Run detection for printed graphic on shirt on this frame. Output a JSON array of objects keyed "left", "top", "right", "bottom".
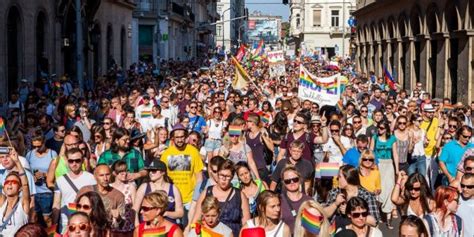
[{"left": 167, "top": 154, "right": 191, "bottom": 171}]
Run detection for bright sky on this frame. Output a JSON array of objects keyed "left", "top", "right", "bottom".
[{"left": 246, "top": 0, "right": 289, "bottom": 21}]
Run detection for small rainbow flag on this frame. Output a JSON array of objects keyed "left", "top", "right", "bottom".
[
  {"left": 315, "top": 162, "right": 340, "bottom": 178},
  {"left": 261, "top": 113, "right": 271, "bottom": 124},
  {"left": 383, "top": 65, "right": 397, "bottom": 90},
  {"left": 301, "top": 208, "right": 322, "bottom": 235},
  {"left": 329, "top": 220, "right": 336, "bottom": 234},
  {"left": 54, "top": 81, "right": 61, "bottom": 89},
  {"left": 0, "top": 117, "right": 5, "bottom": 136},
  {"left": 68, "top": 203, "right": 77, "bottom": 214},
  {"left": 141, "top": 111, "right": 152, "bottom": 118},
  {"left": 443, "top": 104, "right": 454, "bottom": 111},
  {"left": 142, "top": 226, "right": 167, "bottom": 237},
  {"left": 47, "top": 224, "right": 61, "bottom": 237},
  {"left": 228, "top": 125, "right": 242, "bottom": 136}
]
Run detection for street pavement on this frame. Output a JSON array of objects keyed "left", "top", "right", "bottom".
[{"left": 378, "top": 216, "right": 400, "bottom": 237}]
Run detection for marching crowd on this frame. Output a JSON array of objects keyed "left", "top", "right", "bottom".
[{"left": 0, "top": 56, "right": 474, "bottom": 237}]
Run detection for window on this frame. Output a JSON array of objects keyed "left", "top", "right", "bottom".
[
  {"left": 331, "top": 10, "right": 339, "bottom": 27},
  {"left": 217, "top": 25, "right": 222, "bottom": 36},
  {"left": 296, "top": 13, "right": 301, "bottom": 27},
  {"left": 313, "top": 10, "right": 321, "bottom": 26}
]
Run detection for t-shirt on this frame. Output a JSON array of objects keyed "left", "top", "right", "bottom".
[
  {"left": 280, "top": 193, "right": 312, "bottom": 234},
  {"left": 456, "top": 197, "right": 474, "bottom": 237},
  {"left": 46, "top": 138, "right": 63, "bottom": 155},
  {"left": 439, "top": 141, "right": 474, "bottom": 177},
  {"left": 271, "top": 158, "right": 314, "bottom": 189},
  {"left": 161, "top": 144, "right": 204, "bottom": 203},
  {"left": 55, "top": 172, "right": 96, "bottom": 233},
  {"left": 280, "top": 132, "right": 315, "bottom": 163},
  {"left": 420, "top": 118, "right": 439, "bottom": 157},
  {"left": 188, "top": 115, "right": 206, "bottom": 133},
  {"left": 323, "top": 136, "right": 353, "bottom": 164},
  {"left": 359, "top": 169, "right": 381, "bottom": 193},
  {"left": 373, "top": 135, "right": 397, "bottom": 160}
]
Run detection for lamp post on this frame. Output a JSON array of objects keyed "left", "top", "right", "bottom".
[{"left": 221, "top": 7, "right": 233, "bottom": 52}]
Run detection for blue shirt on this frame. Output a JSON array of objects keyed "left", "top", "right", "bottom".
[
  {"left": 343, "top": 147, "right": 379, "bottom": 168},
  {"left": 439, "top": 141, "right": 474, "bottom": 177},
  {"left": 188, "top": 115, "right": 206, "bottom": 133},
  {"left": 373, "top": 135, "right": 397, "bottom": 160}
]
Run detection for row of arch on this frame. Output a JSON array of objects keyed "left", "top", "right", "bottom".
[
  {"left": 353, "top": 0, "right": 474, "bottom": 103},
  {"left": 4, "top": 3, "right": 128, "bottom": 96}
]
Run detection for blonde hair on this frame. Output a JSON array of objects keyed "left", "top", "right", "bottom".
[
  {"left": 64, "top": 103, "right": 76, "bottom": 114},
  {"left": 256, "top": 190, "right": 281, "bottom": 227},
  {"left": 201, "top": 196, "right": 220, "bottom": 214},
  {"left": 294, "top": 200, "right": 331, "bottom": 237},
  {"left": 359, "top": 150, "right": 376, "bottom": 169},
  {"left": 143, "top": 191, "right": 168, "bottom": 216}
]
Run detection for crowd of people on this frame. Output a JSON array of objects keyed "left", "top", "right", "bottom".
[{"left": 1, "top": 56, "right": 474, "bottom": 237}]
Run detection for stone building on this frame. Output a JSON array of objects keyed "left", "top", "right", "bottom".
[
  {"left": 353, "top": 0, "right": 474, "bottom": 103},
  {"left": 216, "top": 0, "right": 246, "bottom": 53},
  {"left": 0, "top": 0, "right": 134, "bottom": 100}
]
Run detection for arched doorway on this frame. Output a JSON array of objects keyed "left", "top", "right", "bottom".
[
  {"left": 107, "top": 24, "right": 114, "bottom": 68},
  {"left": 7, "top": 6, "right": 23, "bottom": 94},
  {"left": 36, "top": 11, "right": 48, "bottom": 80},
  {"left": 121, "top": 27, "right": 126, "bottom": 69}
]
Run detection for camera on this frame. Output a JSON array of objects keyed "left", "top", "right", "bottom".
[{"left": 0, "top": 147, "right": 10, "bottom": 154}]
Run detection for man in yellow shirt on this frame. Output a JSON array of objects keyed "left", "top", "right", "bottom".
[
  {"left": 161, "top": 124, "right": 204, "bottom": 227},
  {"left": 420, "top": 103, "right": 439, "bottom": 189}
]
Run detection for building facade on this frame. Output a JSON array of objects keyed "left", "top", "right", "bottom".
[
  {"left": 289, "top": 0, "right": 356, "bottom": 58},
  {"left": 247, "top": 11, "right": 282, "bottom": 49},
  {"left": 132, "top": 0, "right": 218, "bottom": 62},
  {"left": 0, "top": 0, "right": 134, "bottom": 100},
  {"left": 216, "top": 0, "right": 246, "bottom": 54},
  {"left": 353, "top": 0, "right": 474, "bottom": 104}
]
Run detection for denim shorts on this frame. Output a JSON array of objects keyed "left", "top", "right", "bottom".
[
  {"left": 204, "top": 139, "right": 222, "bottom": 152},
  {"left": 34, "top": 192, "right": 53, "bottom": 216}
]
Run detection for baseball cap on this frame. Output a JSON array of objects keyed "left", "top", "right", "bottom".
[{"left": 145, "top": 159, "right": 167, "bottom": 171}]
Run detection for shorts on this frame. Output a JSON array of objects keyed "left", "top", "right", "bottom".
[
  {"left": 34, "top": 192, "right": 53, "bottom": 216},
  {"left": 204, "top": 139, "right": 222, "bottom": 152}
]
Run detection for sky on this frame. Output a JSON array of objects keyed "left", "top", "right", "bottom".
[{"left": 246, "top": 0, "right": 290, "bottom": 21}]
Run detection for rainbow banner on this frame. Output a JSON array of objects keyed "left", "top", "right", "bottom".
[
  {"left": 201, "top": 226, "right": 224, "bottom": 237},
  {"left": 47, "top": 224, "right": 61, "bottom": 237},
  {"left": 228, "top": 125, "right": 242, "bottom": 136},
  {"left": 142, "top": 226, "right": 167, "bottom": 237},
  {"left": 301, "top": 208, "right": 322, "bottom": 235},
  {"left": 315, "top": 162, "right": 340, "bottom": 178},
  {"left": 298, "top": 64, "right": 342, "bottom": 106},
  {"left": 67, "top": 203, "right": 77, "bottom": 214},
  {"left": 141, "top": 111, "right": 152, "bottom": 118},
  {"left": 0, "top": 117, "right": 5, "bottom": 136}
]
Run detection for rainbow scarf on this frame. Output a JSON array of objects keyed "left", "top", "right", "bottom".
[
  {"left": 315, "top": 162, "right": 340, "bottom": 178},
  {"left": 141, "top": 111, "right": 152, "bottom": 118},
  {"left": 0, "top": 117, "right": 5, "bottom": 136},
  {"left": 228, "top": 125, "right": 242, "bottom": 136},
  {"left": 301, "top": 208, "right": 323, "bottom": 234},
  {"left": 142, "top": 226, "right": 167, "bottom": 237},
  {"left": 68, "top": 203, "right": 77, "bottom": 214}
]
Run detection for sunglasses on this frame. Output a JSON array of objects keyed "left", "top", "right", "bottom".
[
  {"left": 378, "top": 127, "right": 386, "bottom": 130},
  {"left": 161, "top": 100, "right": 169, "bottom": 103},
  {"left": 362, "top": 158, "right": 374, "bottom": 162},
  {"left": 76, "top": 203, "right": 92, "bottom": 211},
  {"left": 361, "top": 110, "right": 368, "bottom": 113},
  {"left": 330, "top": 129, "right": 340, "bottom": 133},
  {"left": 461, "top": 184, "right": 474, "bottom": 189},
  {"left": 141, "top": 206, "right": 157, "bottom": 212},
  {"left": 283, "top": 177, "right": 300, "bottom": 185},
  {"left": 68, "top": 159, "right": 83, "bottom": 164},
  {"left": 295, "top": 120, "right": 306, "bottom": 125},
  {"left": 409, "top": 187, "right": 421, "bottom": 191},
  {"left": 211, "top": 169, "right": 218, "bottom": 174},
  {"left": 350, "top": 211, "right": 369, "bottom": 218},
  {"left": 190, "top": 106, "right": 197, "bottom": 109},
  {"left": 461, "top": 134, "right": 472, "bottom": 139},
  {"left": 4, "top": 180, "right": 20, "bottom": 186},
  {"left": 104, "top": 122, "right": 111, "bottom": 125},
  {"left": 465, "top": 166, "right": 474, "bottom": 172},
  {"left": 398, "top": 122, "right": 407, "bottom": 125},
  {"left": 68, "top": 223, "right": 90, "bottom": 232},
  {"left": 353, "top": 121, "right": 361, "bottom": 124},
  {"left": 443, "top": 137, "right": 452, "bottom": 140},
  {"left": 449, "top": 125, "right": 458, "bottom": 128}
]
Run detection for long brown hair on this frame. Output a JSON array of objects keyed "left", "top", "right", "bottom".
[{"left": 256, "top": 190, "right": 281, "bottom": 227}]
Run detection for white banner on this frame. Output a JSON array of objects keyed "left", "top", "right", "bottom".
[
  {"left": 298, "top": 65, "right": 341, "bottom": 106},
  {"left": 267, "top": 50, "right": 285, "bottom": 63},
  {"left": 269, "top": 63, "right": 286, "bottom": 78}
]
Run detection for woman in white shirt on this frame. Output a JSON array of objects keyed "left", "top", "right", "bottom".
[{"left": 240, "top": 190, "right": 290, "bottom": 237}]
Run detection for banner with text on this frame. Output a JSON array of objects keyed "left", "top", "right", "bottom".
[
  {"left": 298, "top": 65, "right": 341, "bottom": 106},
  {"left": 267, "top": 50, "right": 285, "bottom": 63}
]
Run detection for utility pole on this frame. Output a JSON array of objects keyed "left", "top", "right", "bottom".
[
  {"left": 75, "top": 0, "right": 84, "bottom": 96},
  {"left": 342, "top": 0, "right": 345, "bottom": 58}
]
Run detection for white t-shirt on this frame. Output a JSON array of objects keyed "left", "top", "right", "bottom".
[
  {"left": 55, "top": 172, "right": 96, "bottom": 234},
  {"left": 457, "top": 197, "right": 474, "bottom": 237},
  {"left": 188, "top": 222, "right": 233, "bottom": 237},
  {"left": 323, "top": 136, "right": 353, "bottom": 165}
]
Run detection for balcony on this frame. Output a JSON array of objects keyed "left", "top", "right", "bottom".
[{"left": 133, "top": 0, "right": 166, "bottom": 18}]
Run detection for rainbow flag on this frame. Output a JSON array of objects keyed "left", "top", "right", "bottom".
[
  {"left": 142, "top": 226, "right": 167, "bottom": 237},
  {"left": 47, "top": 224, "right": 61, "bottom": 237},
  {"left": 68, "top": 203, "right": 77, "bottom": 214},
  {"left": 54, "top": 81, "right": 61, "bottom": 89},
  {"left": 383, "top": 65, "right": 397, "bottom": 90},
  {"left": 315, "top": 162, "right": 340, "bottom": 178},
  {"left": 301, "top": 208, "right": 322, "bottom": 234},
  {"left": 201, "top": 226, "right": 224, "bottom": 237},
  {"left": 141, "top": 111, "right": 152, "bottom": 118},
  {"left": 299, "top": 64, "right": 341, "bottom": 89},
  {"left": 228, "top": 125, "right": 242, "bottom": 136},
  {"left": 261, "top": 113, "right": 271, "bottom": 124},
  {"left": 329, "top": 220, "right": 336, "bottom": 234},
  {"left": 235, "top": 44, "right": 246, "bottom": 61},
  {"left": 0, "top": 117, "right": 5, "bottom": 136}
]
